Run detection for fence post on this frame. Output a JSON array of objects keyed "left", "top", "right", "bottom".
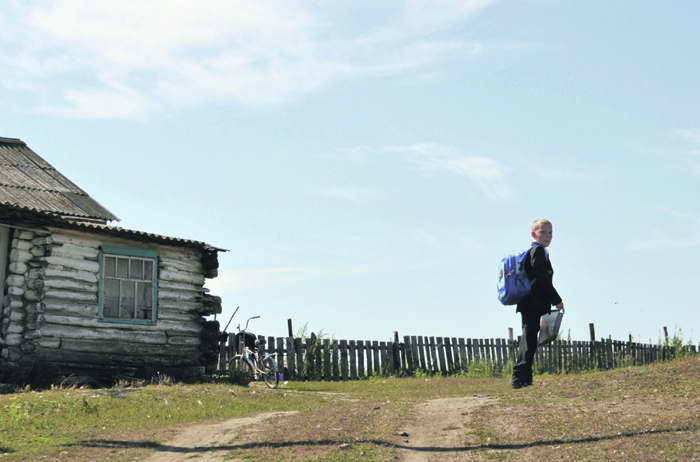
[
  {"left": 219, "top": 335, "right": 228, "bottom": 372},
  {"left": 391, "top": 332, "right": 401, "bottom": 376}
]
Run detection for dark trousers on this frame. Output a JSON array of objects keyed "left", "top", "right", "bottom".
[{"left": 512, "top": 310, "right": 541, "bottom": 384}]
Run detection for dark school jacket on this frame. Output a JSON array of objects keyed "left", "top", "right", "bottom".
[{"left": 516, "top": 242, "right": 562, "bottom": 315}]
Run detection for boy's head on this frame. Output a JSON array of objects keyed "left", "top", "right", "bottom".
[{"left": 531, "top": 219, "right": 553, "bottom": 247}]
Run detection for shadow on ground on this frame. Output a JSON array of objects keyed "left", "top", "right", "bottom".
[{"left": 76, "top": 424, "right": 697, "bottom": 455}]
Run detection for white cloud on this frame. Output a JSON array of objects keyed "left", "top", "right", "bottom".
[
  {"left": 205, "top": 266, "right": 316, "bottom": 292},
  {"left": 383, "top": 142, "right": 510, "bottom": 198},
  {"left": 0, "top": 0, "right": 495, "bottom": 120},
  {"left": 676, "top": 128, "right": 700, "bottom": 145},
  {"left": 386, "top": 142, "right": 504, "bottom": 179},
  {"left": 319, "top": 187, "right": 373, "bottom": 202}
]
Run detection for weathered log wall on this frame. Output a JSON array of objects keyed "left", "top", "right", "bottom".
[{"left": 0, "top": 227, "right": 221, "bottom": 382}]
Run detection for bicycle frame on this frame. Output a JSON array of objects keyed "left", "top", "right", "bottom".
[{"left": 229, "top": 315, "right": 279, "bottom": 389}]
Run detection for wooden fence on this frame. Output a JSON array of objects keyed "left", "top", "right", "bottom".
[{"left": 218, "top": 332, "right": 698, "bottom": 381}]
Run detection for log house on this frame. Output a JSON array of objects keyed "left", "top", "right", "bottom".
[{"left": 0, "top": 137, "right": 225, "bottom": 383}]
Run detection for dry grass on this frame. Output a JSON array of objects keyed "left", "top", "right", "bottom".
[{"left": 1, "top": 357, "right": 699, "bottom": 461}]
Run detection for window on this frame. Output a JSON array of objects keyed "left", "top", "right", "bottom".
[{"left": 99, "top": 246, "right": 158, "bottom": 324}]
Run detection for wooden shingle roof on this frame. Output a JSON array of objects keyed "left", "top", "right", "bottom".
[{"left": 0, "top": 137, "right": 119, "bottom": 223}]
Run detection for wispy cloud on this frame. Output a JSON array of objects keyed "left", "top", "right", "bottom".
[
  {"left": 319, "top": 186, "right": 373, "bottom": 202},
  {"left": 0, "top": 0, "right": 495, "bottom": 120},
  {"left": 205, "top": 266, "right": 318, "bottom": 291},
  {"left": 385, "top": 142, "right": 503, "bottom": 178},
  {"left": 383, "top": 142, "right": 510, "bottom": 198},
  {"left": 204, "top": 258, "right": 421, "bottom": 292},
  {"left": 628, "top": 206, "right": 700, "bottom": 251},
  {"left": 532, "top": 166, "right": 606, "bottom": 184},
  {"left": 676, "top": 128, "right": 700, "bottom": 145}
]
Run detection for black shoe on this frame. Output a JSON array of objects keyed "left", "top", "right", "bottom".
[{"left": 511, "top": 380, "right": 526, "bottom": 389}]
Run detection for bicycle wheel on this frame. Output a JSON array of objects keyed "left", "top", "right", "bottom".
[
  {"left": 229, "top": 355, "right": 254, "bottom": 384},
  {"left": 261, "top": 356, "right": 279, "bottom": 389}
]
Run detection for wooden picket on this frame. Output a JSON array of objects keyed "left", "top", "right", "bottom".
[{"left": 220, "top": 333, "right": 699, "bottom": 381}]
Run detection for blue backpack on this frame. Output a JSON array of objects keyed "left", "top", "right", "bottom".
[{"left": 497, "top": 244, "right": 539, "bottom": 305}]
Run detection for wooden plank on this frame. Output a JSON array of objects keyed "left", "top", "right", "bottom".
[
  {"left": 305, "top": 337, "right": 314, "bottom": 379},
  {"left": 422, "top": 337, "right": 432, "bottom": 372},
  {"left": 410, "top": 336, "right": 420, "bottom": 372},
  {"left": 495, "top": 338, "right": 503, "bottom": 371},
  {"left": 324, "top": 339, "right": 332, "bottom": 381},
  {"left": 451, "top": 337, "right": 461, "bottom": 373},
  {"left": 332, "top": 340, "right": 340, "bottom": 381},
  {"left": 429, "top": 337, "right": 439, "bottom": 373},
  {"left": 349, "top": 340, "right": 357, "bottom": 380},
  {"left": 380, "top": 341, "right": 388, "bottom": 375},
  {"left": 340, "top": 340, "right": 349, "bottom": 381},
  {"left": 286, "top": 337, "right": 296, "bottom": 379},
  {"left": 436, "top": 337, "right": 447, "bottom": 374},
  {"left": 357, "top": 340, "right": 365, "bottom": 378},
  {"left": 44, "top": 255, "right": 99, "bottom": 273},
  {"left": 43, "top": 289, "right": 97, "bottom": 303},
  {"left": 295, "top": 338, "right": 304, "bottom": 380},
  {"left": 417, "top": 336, "right": 427, "bottom": 371},
  {"left": 276, "top": 337, "right": 285, "bottom": 378},
  {"left": 45, "top": 267, "right": 98, "bottom": 284},
  {"left": 40, "top": 324, "right": 167, "bottom": 344},
  {"left": 42, "top": 314, "right": 201, "bottom": 334},
  {"left": 458, "top": 338, "right": 467, "bottom": 371},
  {"left": 50, "top": 337, "right": 199, "bottom": 357},
  {"left": 32, "top": 347, "right": 200, "bottom": 367},
  {"left": 403, "top": 336, "right": 413, "bottom": 374},
  {"left": 444, "top": 337, "right": 454, "bottom": 372},
  {"left": 364, "top": 340, "right": 372, "bottom": 377},
  {"left": 372, "top": 340, "right": 380, "bottom": 375}
]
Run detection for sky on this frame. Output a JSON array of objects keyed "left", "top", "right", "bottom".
[{"left": 1, "top": 0, "right": 699, "bottom": 346}]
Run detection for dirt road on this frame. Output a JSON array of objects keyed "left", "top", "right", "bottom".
[
  {"left": 395, "top": 396, "right": 494, "bottom": 462},
  {"left": 143, "top": 411, "right": 298, "bottom": 462},
  {"left": 142, "top": 396, "right": 493, "bottom": 462}
]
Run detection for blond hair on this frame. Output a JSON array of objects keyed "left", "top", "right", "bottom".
[{"left": 532, "top": 219, "right": 552, "bottom": 232}]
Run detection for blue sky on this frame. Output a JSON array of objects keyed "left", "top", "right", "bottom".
[{"left": 1, "top": 0, "right": 699, "bottom": 345}]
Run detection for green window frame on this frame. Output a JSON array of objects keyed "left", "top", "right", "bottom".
[{"left": 98, "top": 246, "right": 159, "bottom": 325}]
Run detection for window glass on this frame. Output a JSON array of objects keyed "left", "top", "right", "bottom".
[
  {"left": 130, "top": 259, "right": 143, "bottom": 280},
  {"left": 116, "top": 257, "right": 129, "bottom": 278},
  {"left": 120, "top": 280, "right": 136, "bottom": 318},
  {"left": 144, "top": 260, "right": 153, "bottom": 281},
  {"left": 100, "top": 248, "right": 157, "bottom": 323},
  {"left": 103, "top": 279, "right": 120, "bottom": 318},
  {"left": 104, "top": 256, "right": 116, "bottom": 278}
]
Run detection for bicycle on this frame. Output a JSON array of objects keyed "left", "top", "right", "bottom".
[{"left": 228, "top": 316, "right": 279, "bottom": 389}]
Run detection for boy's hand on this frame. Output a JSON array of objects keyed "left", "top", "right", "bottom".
[{"left": 555, "top": 302, "right": 564, "bottom": 309}]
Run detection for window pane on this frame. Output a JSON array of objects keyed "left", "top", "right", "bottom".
[
  {"left": 120, "top": 280, "right": 135, "bottom": 318},
  {"left": 136, "top": 282, "right": 153, "bottom": 308},
  {"left": 103, "top": 278, "right": 120, "bottom": 318},
  {"left": 130, "top": 259, "right": 143, "bottom": 280},
  {"left": 104, "top": 256, "right": 116, "bottom": 278},
  {"left": 116, "top": 257, "right": 129, "bottom": 278},
  {"left": 144, "top": 260, "right": 154, "bottom": 281},
  {"left": 136, "top": 282, "right": 153, "bottom": 320}
]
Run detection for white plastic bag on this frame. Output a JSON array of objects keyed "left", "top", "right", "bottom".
[{"left": 538, "top": 308, "right": 564, "bottom": 346}]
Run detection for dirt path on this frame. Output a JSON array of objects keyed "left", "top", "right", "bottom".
[
  {"left": 141, "top": 396, "right": 493, "bottom": 462},
  {"left": 143, "top": 411, "right": 298, "bottom": 462},
  {"left": 395, "top": 396, "right": 495, "bottom": 462}
]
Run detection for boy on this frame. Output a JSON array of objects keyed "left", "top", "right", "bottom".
[{"left": 511, "top": 219, "right": 564, "bottom": 389}]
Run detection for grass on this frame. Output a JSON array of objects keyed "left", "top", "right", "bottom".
[{"left": 1, "top": 357, "right": 699, "bottom": 461}]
